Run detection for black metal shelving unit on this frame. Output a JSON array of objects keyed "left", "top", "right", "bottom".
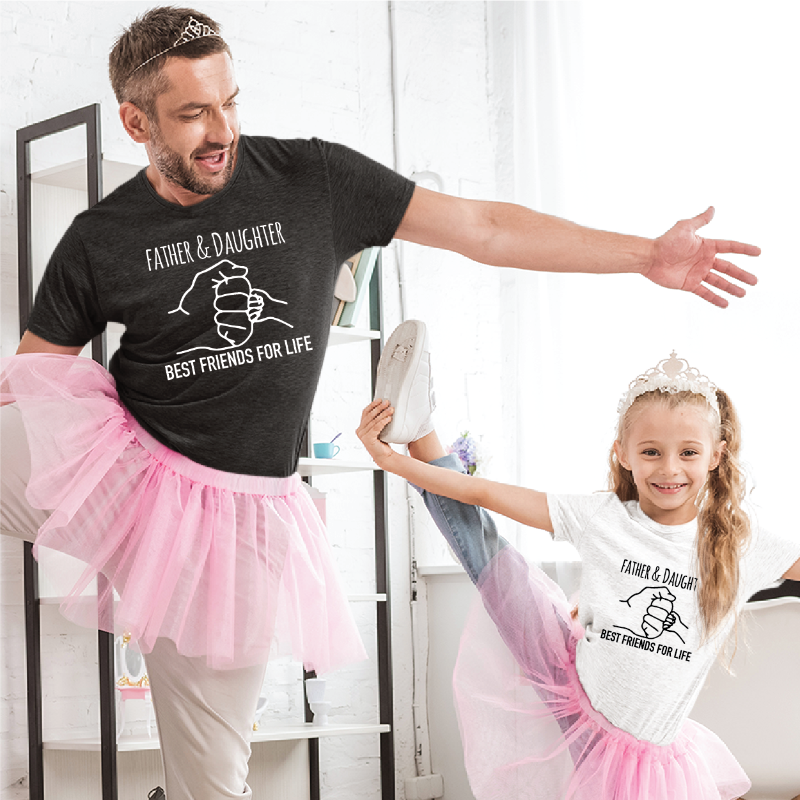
[
  {"left": 369, "top": 262, "right": 396, "bottom": 800},
  {"left": 17, "top": 107, "right": 395, "bottom": 800},
  {"left": 16, "top": 103, "right": 115, "bottom": 800},
  {"left": 302, "top": 259, "right": 395, "bottom": 800}
]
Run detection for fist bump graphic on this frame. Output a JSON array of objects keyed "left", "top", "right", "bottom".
[{"left": 169, "top": 260, "right": 293, "bottom": 354}]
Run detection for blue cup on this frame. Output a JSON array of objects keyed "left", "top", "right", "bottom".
[{"left": 313, "top": 443, "right": 340, "bottom": 459}]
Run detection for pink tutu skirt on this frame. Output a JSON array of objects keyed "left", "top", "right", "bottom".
[
  {"left": 1, "top": 354, "right": 367, "bottom": 672},
  {"left": 453, "top": 546, "right": 750, "bottom": 800}
]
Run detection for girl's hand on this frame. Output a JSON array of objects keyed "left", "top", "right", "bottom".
[{"left": 356, "top": 400, "right": 397, "bottom": 469}]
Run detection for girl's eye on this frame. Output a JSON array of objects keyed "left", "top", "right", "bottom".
[
  {"left": 682, "top": 449, "right": 699, "bottom": 457},
  {"left": 642, "top": 449, "right": 659, "bottom": 457}
]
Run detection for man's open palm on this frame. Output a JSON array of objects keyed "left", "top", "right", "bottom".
[{"left": 646, "top": 206, "right": 760, "bottom": 308}]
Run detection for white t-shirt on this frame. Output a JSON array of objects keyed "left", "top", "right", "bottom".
[{"left": 548, "top": 492, "right": 800, "bottom": 745}]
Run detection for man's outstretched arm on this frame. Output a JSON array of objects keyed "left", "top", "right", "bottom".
[{"left": 394, "top": 187, "right": 759, "bottom": 308}]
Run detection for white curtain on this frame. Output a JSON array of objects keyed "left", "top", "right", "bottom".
[{"left": 511, "top": 1, "right": 800, "bottom": 562}]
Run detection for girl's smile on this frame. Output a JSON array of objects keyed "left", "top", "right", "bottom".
[{"left": 651, "top": 482, "right": 688, "bottom": 494}]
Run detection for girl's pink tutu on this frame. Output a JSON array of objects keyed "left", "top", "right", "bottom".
[
  {"left": 1, "top": 354, "right": 366, "bottom": 672},
  {"left": 454, "top": 546, "right": 750, "bottom": 800}
]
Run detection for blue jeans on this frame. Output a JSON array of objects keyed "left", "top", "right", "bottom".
[{"left": 415, "top": 453, "right": 510, "bottom": 584}]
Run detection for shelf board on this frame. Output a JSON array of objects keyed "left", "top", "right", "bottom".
[
  {"left": 327, "top": 327, "right": 380, "bottom": 346},
  {"left": 31, "top": 158, "right": 143, "bottom": 192},
  {"left": 416, "top": 564, "right": 466, "bottom": 577},
  {"left": 297, "top": 457, "right": 378, "bottom": 476},
  {"left": 44, "top": 723, "right": 390, "bottom": 752},
  {"left": 38, "top": 595, "right": 99, "bottom": 606},
  {"left": 44, "top": 735, "right": 160, "bottom": 753},
  {"left": 348, "top": 593, "right": 387, "bottom": 602},
  {"left": 253, "top": 722, "right": 390, "bottom": 743}
]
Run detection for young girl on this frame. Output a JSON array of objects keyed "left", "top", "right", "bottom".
[{"left": 357, "top": 320, "right": 800, "bottom": 800}]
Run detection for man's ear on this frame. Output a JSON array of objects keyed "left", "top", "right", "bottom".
[
  {"left": 613, "top": 440, "right": 630, "bottom": 471},
  {"left": 119, "top": 102, "right": 151, "bottom": 143}
]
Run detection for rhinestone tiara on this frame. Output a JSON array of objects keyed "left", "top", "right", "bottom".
[
  {"left": 130, "top": 16, "right": 222, "bottom": 78},
  {"left": 617, "top": 352, "right": 719, "bottom": 417}
]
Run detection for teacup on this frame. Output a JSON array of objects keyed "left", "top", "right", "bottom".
[{"left": 313, "top": 443, "right": 340, "bottom": 459}]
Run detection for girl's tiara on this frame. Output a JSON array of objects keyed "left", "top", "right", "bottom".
[
  {"left": 130, "top": 17, "right": 222, "bottom": 78},
  {"left": 617, "top": 352, "right": 719, "bottom": 418}
]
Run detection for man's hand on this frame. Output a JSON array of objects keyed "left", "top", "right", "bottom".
[{"left": 646, "top": 206, "right": 759, "bottom": 308}]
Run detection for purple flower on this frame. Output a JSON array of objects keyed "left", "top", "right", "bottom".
[{"left": 449, "top": 431, "right": 479, "bottom": 476}]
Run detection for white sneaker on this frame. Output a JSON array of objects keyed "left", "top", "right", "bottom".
[{"left": 374, "top": 320, "right": 436, "bottom": 444}]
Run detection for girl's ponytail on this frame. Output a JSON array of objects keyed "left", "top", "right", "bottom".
[{"left": 695, "top": 388, "right": 750, "bottom": 639}]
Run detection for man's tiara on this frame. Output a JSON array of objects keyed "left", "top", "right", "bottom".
[
  {"left": 130, "top": 17, "right": 222, "bottom": 77},
  {"left": 617, "top": 352, "right": 719, "bottom": 417}
]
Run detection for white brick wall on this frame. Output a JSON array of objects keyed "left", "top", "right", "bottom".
[{"left": 1, "top": 2, "right": 515, "bottom": 797}]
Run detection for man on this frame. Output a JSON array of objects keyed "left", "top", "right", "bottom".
[{"left": 4, "top": 7, "right": 759, "bottom": 799}]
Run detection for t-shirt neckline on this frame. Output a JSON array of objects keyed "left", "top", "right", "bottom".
[
  {"left": 138, "top": 135, "right": 248, "bottom": 213},
  {"left": 627, "top": 501, "right": 697, "bottom": 539}
]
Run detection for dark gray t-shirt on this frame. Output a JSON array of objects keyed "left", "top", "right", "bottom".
[{"left": 28, "top": 135, "right": 415, "bottom": 476}]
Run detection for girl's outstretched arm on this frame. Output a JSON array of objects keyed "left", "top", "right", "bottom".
[{"left": 357, "top": 400, "right": 553, "bottom": 533}]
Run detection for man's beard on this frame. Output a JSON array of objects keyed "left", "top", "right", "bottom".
[{"left": 149, "top": 122, "right": 236, "bottom": 196}]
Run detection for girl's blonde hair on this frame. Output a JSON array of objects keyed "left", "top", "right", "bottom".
[{"left": 608, "top": 388, "right": 750, "bottom": 639}]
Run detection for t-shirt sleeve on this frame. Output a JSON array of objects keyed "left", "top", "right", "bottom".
[
  {"left": 547, "top": 492, "right": 616, "bottom": 549},
  {"left": 26, "top": 223, "right": 106, "bottom": 347},
  {"left": 739, "top": 520, "right": 800, "bottom": 601},
  {"left": 316, "top": 139, "right": 415, "bottom": 265}
]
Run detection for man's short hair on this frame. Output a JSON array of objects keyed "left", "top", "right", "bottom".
[{"left": 109, "top": 7, "right": 231, "bottom": 119}]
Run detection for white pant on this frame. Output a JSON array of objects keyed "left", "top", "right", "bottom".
[
  {"left": 0, "top": 404, "right": 50, "bottom": 538},
  {"left": 1, "top": 405, "right": 265, "bottom": 799},
  {"left": 146, "top": 638, "right": 266, "bottom": 799}
]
